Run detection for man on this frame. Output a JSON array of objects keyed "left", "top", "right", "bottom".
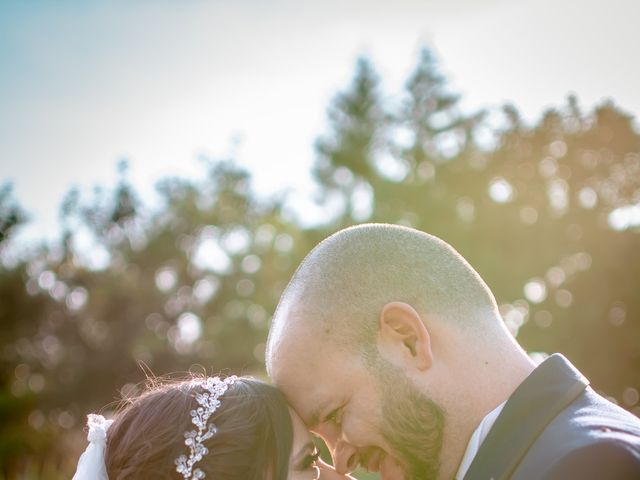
[{"left": 266, "top": 224, "right": 640, "bottom": 479}]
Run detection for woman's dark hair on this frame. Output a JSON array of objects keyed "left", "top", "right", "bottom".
[{"left": 105, "top": 376, "right": 293, "bottom": 479}]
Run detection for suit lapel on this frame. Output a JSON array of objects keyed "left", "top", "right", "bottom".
[{"left": 463, "top": 354, "right": 589, "bottom": 480}]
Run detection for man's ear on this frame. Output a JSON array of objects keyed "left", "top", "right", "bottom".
[{"left": 377, "top": 302, "right": 432, "bottom": 371}]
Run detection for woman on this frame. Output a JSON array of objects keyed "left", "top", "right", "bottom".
[{"left": 73, "top": 375, "right": 352, "bottom": 479}]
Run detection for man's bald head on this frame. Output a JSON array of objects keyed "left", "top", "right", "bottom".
[{"left": 266, "top": 224, "right": 500, "bottom": 374}]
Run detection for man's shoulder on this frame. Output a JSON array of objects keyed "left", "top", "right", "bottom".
[
  {"left": 566, "top": 387, "right": 640, "bottom": 436},
  {"left": 543, "top": 440, "right": 640, "bottom": 479},
  {"left": 513, "top": 388, "right": 640, "bottom": 478},
  {"left": 538, "top": 386, "right": 640, "bottom": 448}
]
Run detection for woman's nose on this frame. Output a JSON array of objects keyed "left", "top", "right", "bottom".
[{"left": 318, "top": 458, "right": 356, "bottom": 479}]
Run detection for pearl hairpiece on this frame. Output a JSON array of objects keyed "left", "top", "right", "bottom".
[{"left": 175, "top": 375, "right": 238, "bottom": 479}]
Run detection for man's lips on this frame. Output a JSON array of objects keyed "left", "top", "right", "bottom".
[
  {"left": 360, "top": 449, "right": 405, "bottom": 479},
  {"left": 363, "top": 448, "right": 384, "bottom": 472}
]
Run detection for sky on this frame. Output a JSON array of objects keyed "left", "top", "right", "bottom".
[{"left": 1, "top": 0, "right": 639, "bottom": 245}]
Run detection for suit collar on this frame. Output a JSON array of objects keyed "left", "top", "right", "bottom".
[{"left": 463, "top": 354, "right": 589, "bottom": 480}]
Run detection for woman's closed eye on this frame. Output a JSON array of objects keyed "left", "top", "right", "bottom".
[{"left": 301, "top": 449, "right": 320, "bottom": 470}]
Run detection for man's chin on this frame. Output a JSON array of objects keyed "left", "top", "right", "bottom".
[{"left": 379, "top": 453, "right": 408, "bottom": 480}]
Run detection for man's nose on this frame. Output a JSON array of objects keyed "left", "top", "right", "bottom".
[{"left": 331, "top": 439, "right": 359, "bottom": 475}]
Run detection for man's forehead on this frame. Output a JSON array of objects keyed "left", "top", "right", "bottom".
[
  {"left": 279, "top": 373, "right": 335, "bottom": 428},
  {"left": 270, "top": 341, "right": 339, "bottom": 411},
  {"left": 274, "top": 367, "right": 322, "bottom": 419},
  {"left": 271, "top": 341, "right": 322, "bottom": 387}
]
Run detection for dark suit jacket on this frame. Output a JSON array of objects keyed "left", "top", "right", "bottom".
[{"left": 464, "top": 354, "right": 640, "bottom": 479}]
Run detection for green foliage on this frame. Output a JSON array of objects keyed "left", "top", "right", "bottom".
[{"left": 1, "top": 47, "right": 639, "bottom": 478}]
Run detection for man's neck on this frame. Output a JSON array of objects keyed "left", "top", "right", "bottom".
[{"left": 436, "top": 343, "right": 536, "bottom": 480}]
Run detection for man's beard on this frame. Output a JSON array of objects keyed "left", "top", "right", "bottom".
[{"left": 376, "top": 361, "right": 445, "bottom": 480}]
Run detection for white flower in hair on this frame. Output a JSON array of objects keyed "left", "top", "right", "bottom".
[
  {"left": 175, "top": 375, "right": 237, "bottom": 479},
  {"left": 72, "top": 414, "right": 114, "bottom": 480}
]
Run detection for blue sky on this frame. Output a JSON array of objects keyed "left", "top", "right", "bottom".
[{"left": 1, "top": 0, "right": 639, "bottom": 245}]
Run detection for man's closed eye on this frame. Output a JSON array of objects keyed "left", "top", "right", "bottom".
[{"left": 325, "top": 407, "right": 343, "bottom": 426}]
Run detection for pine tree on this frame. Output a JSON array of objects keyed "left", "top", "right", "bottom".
[
  {"left": 399, "top": 48, "right": 482, "bottom": 177},
  {"left": 0, "top": 183, "right": 27, "bottom": 247},
  {"left": 314, "top": 57, "right": 387, "bottom": 222}
]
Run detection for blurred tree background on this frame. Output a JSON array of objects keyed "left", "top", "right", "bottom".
[{"left": 1, "top": 49, "right": 639, "bottom": 479}]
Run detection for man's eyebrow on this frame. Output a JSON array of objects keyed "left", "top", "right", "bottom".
[{"left": 308, "top": 401, "right": 329, "bottom": 429}]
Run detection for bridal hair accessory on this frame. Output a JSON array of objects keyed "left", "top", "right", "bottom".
[
  {"left": 175, "top": 375, "right": 238, "bottom": 479},
  {"left": 72, "top": 414, "right": 114, "bottom": 480}
]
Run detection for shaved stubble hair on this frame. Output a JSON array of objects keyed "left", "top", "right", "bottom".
[{"left": 266, "top": 224, "right": 501, "bottom": 372}]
